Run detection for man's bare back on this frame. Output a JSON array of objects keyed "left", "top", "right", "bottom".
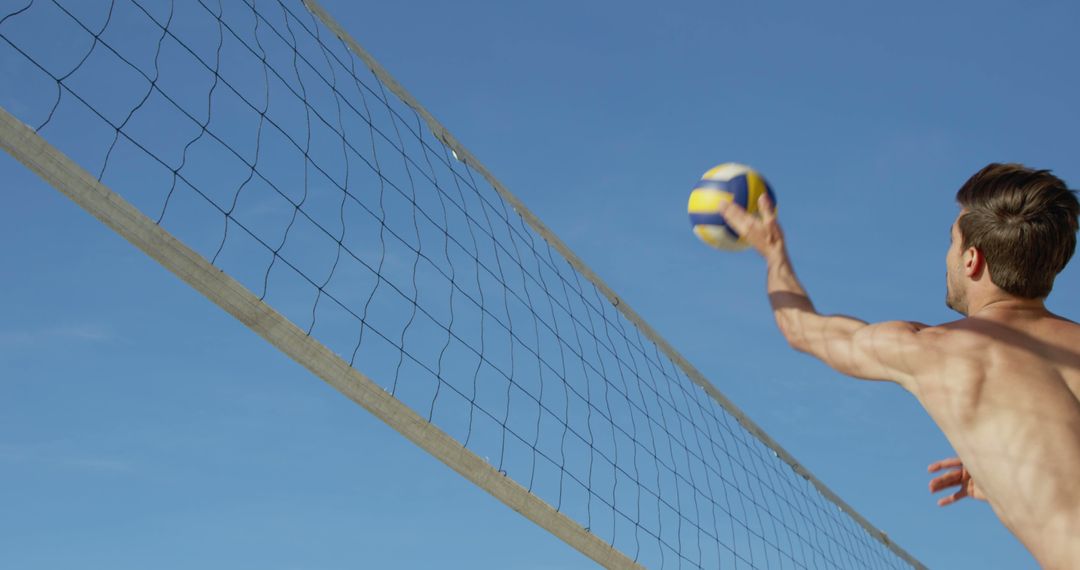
[{"left": 915, "top": 309, "right": 1080, "bottom": 569}]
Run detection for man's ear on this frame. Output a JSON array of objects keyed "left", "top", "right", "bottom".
[{"left": 963, "top": 246, "right": 986, "bottom": 279}]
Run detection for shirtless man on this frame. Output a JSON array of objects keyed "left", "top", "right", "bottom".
[{"left": 716, "top": 163, "right": 1080, "bottom": 568}]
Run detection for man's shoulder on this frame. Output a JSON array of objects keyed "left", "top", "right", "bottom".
[
  {"left": 917, "top": 313, "right": 1080, "bottom": 364},
  {"left": 927, "top": 313, "right": 1080, "bottom": 336},
  {"left": 914, "top": 319, "right": 981, "bottom": 342},
  {"left": 1047, "top": 313, "right": 1080, "bottom": 329},
  {"left": 896, "top": 321, "right": 992, "bottom": 398},
  {"left": 909, "top": 320, "right": 990, "bottom": 371}
]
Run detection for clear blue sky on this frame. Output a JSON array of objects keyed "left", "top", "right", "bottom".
[{"left": 2, "top": 0, "right": 1078, "bottom": 568}]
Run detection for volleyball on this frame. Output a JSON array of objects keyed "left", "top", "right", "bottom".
[{"left": 687, "top": 163, "right": 777, "bottom": 251}]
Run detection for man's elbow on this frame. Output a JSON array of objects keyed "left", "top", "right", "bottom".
[
  {"left": 774, "top": 306, "right": 821, "bottom": 354},
  {"left": 779, "top": 322, "right": 809, "bottom": 353}
]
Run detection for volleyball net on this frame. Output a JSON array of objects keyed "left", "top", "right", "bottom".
[{"left": 0, "top": 1, "right": 924, "bottom": 568}]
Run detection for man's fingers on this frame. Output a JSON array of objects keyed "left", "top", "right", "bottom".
[
  {"left": 937, "top": 488, "right": 968, "bottom": 507},
  {"left": 928, "top": 458, "right": 963, "bottom": 473},
  {"left": 928, "top": 470, "right": 963, "bottom": 492},
  {"left": 758, "top": 194, "right": 776, "bottom": 222},
  {"left": 717, "top": 200, "right": 754, "bottom": 236}
]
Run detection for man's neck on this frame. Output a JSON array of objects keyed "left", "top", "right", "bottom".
[{"left": 967, "top": 296, "right": 1048, "bottom": 318}]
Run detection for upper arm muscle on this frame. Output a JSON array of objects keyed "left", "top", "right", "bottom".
[{"left": 847, "top": 320, "right": 928, "bottom": 386}]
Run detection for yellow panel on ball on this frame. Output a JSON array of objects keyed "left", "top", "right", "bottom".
[{"left": 693, "top": 224, "right": 741, "bottom": 250}]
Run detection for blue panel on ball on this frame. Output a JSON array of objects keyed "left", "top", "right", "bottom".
[
  {"left": 729, "top": 174, "right": 749, "bottom": 207},
  {"left": 689, "top": 212, "right": 728, "bottom": 227},
  {"left": 693, "top": 180, "right": 732, "bottom": 192}
]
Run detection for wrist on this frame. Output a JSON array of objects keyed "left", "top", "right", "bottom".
[{"left": 763, "top": 242, "right": 789, "bottom": 267}]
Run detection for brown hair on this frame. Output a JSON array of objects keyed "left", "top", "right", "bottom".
[{"left": 955, "top": 163, "right": 1079, "bottom": 299}]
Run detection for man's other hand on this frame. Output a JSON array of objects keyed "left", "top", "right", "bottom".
[{"left": 929, "top": 457, "right": 987, "bottom": 506}]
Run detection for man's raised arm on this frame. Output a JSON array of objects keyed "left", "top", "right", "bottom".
[{"left": 718, "top": 196, "right": 927, "bottom": 388}]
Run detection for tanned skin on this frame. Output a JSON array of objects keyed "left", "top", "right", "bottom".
[{"left": 718, "top": 196, "right": 1080, "bottom": 569}]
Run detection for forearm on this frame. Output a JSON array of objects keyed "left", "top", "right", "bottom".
[{"left": 765, "top": 247, "right": 866, "bottom": 366}]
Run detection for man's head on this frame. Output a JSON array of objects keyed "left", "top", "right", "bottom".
[{"left": 945, "top": 163, "right": 1079, "bottom": 315}]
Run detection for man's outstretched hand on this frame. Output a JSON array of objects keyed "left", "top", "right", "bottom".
[
  {"left": 716, "top": 194, "right": 786, "bottom": 262},
  {"left": 928, "top": 457, "right": 987, "bottom": 506}
]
